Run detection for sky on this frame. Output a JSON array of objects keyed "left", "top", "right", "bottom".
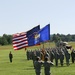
[{"left": 0, "top": 0, "right": 75, "bottom": 36}]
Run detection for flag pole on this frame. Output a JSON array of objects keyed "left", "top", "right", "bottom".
[
  {"left": 42, "top": 42, "right": 45, "bottom": 61},
  {"left": 49, "top": 23, "right": 50, "bottom": 48}
]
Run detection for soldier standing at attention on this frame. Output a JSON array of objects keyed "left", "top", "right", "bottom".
[
  {"left": 43, "top": 57, "right": 54, "bottom": 75},
  {"left": 59, "top": 49, "right": 64, "bottom": 66},
  {"left": 65, "top": 48, "right": 71, "bottom": 66},
  {"left": 54, "top": 50, "right": 60, "bottom": 66},
  {"left": 34, "top": 57, "right": 43, "bottom": 75},
  {"left": 9, "top": 51, "right": 13, "bottom": 63},
  {"left": 71, "top": 49, "right": 75, "bottom": 63}
]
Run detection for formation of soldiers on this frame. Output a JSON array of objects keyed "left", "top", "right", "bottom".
[
  {"left": 26, "top": 46, "right": 75, "bottom": 75},
  {"left": 26, "top": 46, "right": 75, "bottom": 67},
  {"left": 34, "top": 56, "right": 54, "bottom": 75}
]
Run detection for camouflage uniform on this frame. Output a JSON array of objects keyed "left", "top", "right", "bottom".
[
  {"left": 43, "top": 57, "right": 54, "bottom": 75},
  {"left": 71, "top": 49, "right": 75, "bottom": 63},
  {"left": 65, "top": 49, "right": 70, "bottom": 66},
  {"left": 50, "top": 50, "right": 54, "bottom": 62},
  {"left": 34, "top": 57, "right": 43, "bottom": 75},
  {"left": 59, "top": 50, "right": 64, "bottom": 66},
  {"left": 54, "top": 50, "right": 60, "bottom": 66}
]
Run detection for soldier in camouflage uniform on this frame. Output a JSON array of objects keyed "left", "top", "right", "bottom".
[
  {"left": 54, "top": 49, "right": 60, "bottom": 66},
  {"left": 43, "top": 57, "right": 54, "bottom": 75},
  {"left": 65, "top": 48, "right": 71, "bottom": 66},
  {"left": 50, "top": 49, "right": 55, "bottom": 62},
  {"left": 59, "top": 49, "right": 64, "bottom": 66},
  {"left": 26, "top": 50, "right": 29, "bottom": 60},
  {"left": 34, "top": 57, "right": 43, "bottom": 75},
  {"left": 71, "top": 49, "right": 75, "bottom": 63}
]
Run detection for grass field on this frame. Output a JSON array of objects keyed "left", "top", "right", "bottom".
[{"left": 0, "top": 42, "right": 75, "bottom": 75}]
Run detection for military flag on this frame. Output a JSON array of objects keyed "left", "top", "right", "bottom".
[{"left": 34, "top": 24, "right": 50, "bottom": 44}]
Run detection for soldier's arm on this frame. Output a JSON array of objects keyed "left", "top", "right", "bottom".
[{"left": 50, "top": 61, "right": 54, "bottom": 65}]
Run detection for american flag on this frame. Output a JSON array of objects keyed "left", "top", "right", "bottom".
[{"left": 12, "top": 32, "right": 28, "bottom": 50}]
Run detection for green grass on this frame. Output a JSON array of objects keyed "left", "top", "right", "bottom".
[
  {"left": 0, "top": 42, "right": 75, "bottom": 75},
  {"left": 0, "top": 48, "right": 35, "bottom": 75}
]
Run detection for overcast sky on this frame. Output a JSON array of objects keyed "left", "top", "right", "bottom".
[{"left": 0, "top": 0, "right": 75, "bottom": 36}]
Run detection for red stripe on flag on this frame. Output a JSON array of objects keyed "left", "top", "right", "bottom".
[{"left": 12, "top": 32, "right": 28, "bottom": 50}]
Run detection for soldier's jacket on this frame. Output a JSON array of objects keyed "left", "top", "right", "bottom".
[
  {"left": 34, "top": 60, "right": 43, "bottom": 72},
  {"left": 43, "top": 61, "right": 54, "bottom": 75},
  {"left": 71, "top": 50, "right": 75, "bottom": 57}
]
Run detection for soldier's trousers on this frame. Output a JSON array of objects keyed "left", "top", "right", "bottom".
[
  {"left": 60, "top": 59, "right": 64, "bottom": 66},
  {"left": 72, "top": 57, "right": 74, "bottom": 63},
  {"left": 55, "top": 59, "right": 58, "bottom": 66}
]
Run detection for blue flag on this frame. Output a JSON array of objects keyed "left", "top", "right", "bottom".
[
  {"left": 34, "top": 24, "right": 50, "bottom": 44},
  {"left": 27, "top": 25, "right": 40, "bottom": 46},
  {"left": 27, "top": 25, "right": 40, "bottom": 36},
  {"left": 27, "top": 24, "right": 50, "bottom": 47}
]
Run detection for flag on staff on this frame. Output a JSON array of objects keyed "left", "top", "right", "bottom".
[
  {"left": 34, "top": 24, "right": 50, "bottom": 44},
  {"left": 31, "top": 24, "right": 50, "bottom": 61},
  {"left": 12, "top": 25, "right": 40, "bottom": 50}
]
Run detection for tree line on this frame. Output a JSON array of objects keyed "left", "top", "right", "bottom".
[
  {"left": 0, "top": 34, "right": 12, "bottom": 45},
  {"left": 51, "top": 33, "right": 75, "bottom": 42},
  {"left": 0, "top": 33, "right": 75, "bottom": 46}
]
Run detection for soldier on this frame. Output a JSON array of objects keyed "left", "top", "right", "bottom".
[
  {"left": 34, "top": 56, "right": 43, "bottom": 75},
  {"left": 44, "top": 51, "right": 50, "bottom": 59},
  {"left": 9, "top": 51, "right": 13, "bottom": 63},
  {"left": 65, "top": 48, "right": 71, "bottom": 66},
  {"left": 43, "top": 57, "right": 54, "bottom": 75},
  {"left": 59, "top": 49, "right": 64, "bottom": 66},
  {"left": 36, "top": 50, "right": 41, "bottom": 57},
  {"left": 26, "top": 50, "right": 29, "bottom": 60},
  {"left": 32, "top": 50, "right": 37, "bottom": 69},
  {"left": 54, "top": 50, "right": 60, "bottom": 66},
  {"left": 71, "top": 49, "right": 75, "bottom": 63},
  {"left": 50, "top": 50, "right": 55, "bottom": 62}
]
